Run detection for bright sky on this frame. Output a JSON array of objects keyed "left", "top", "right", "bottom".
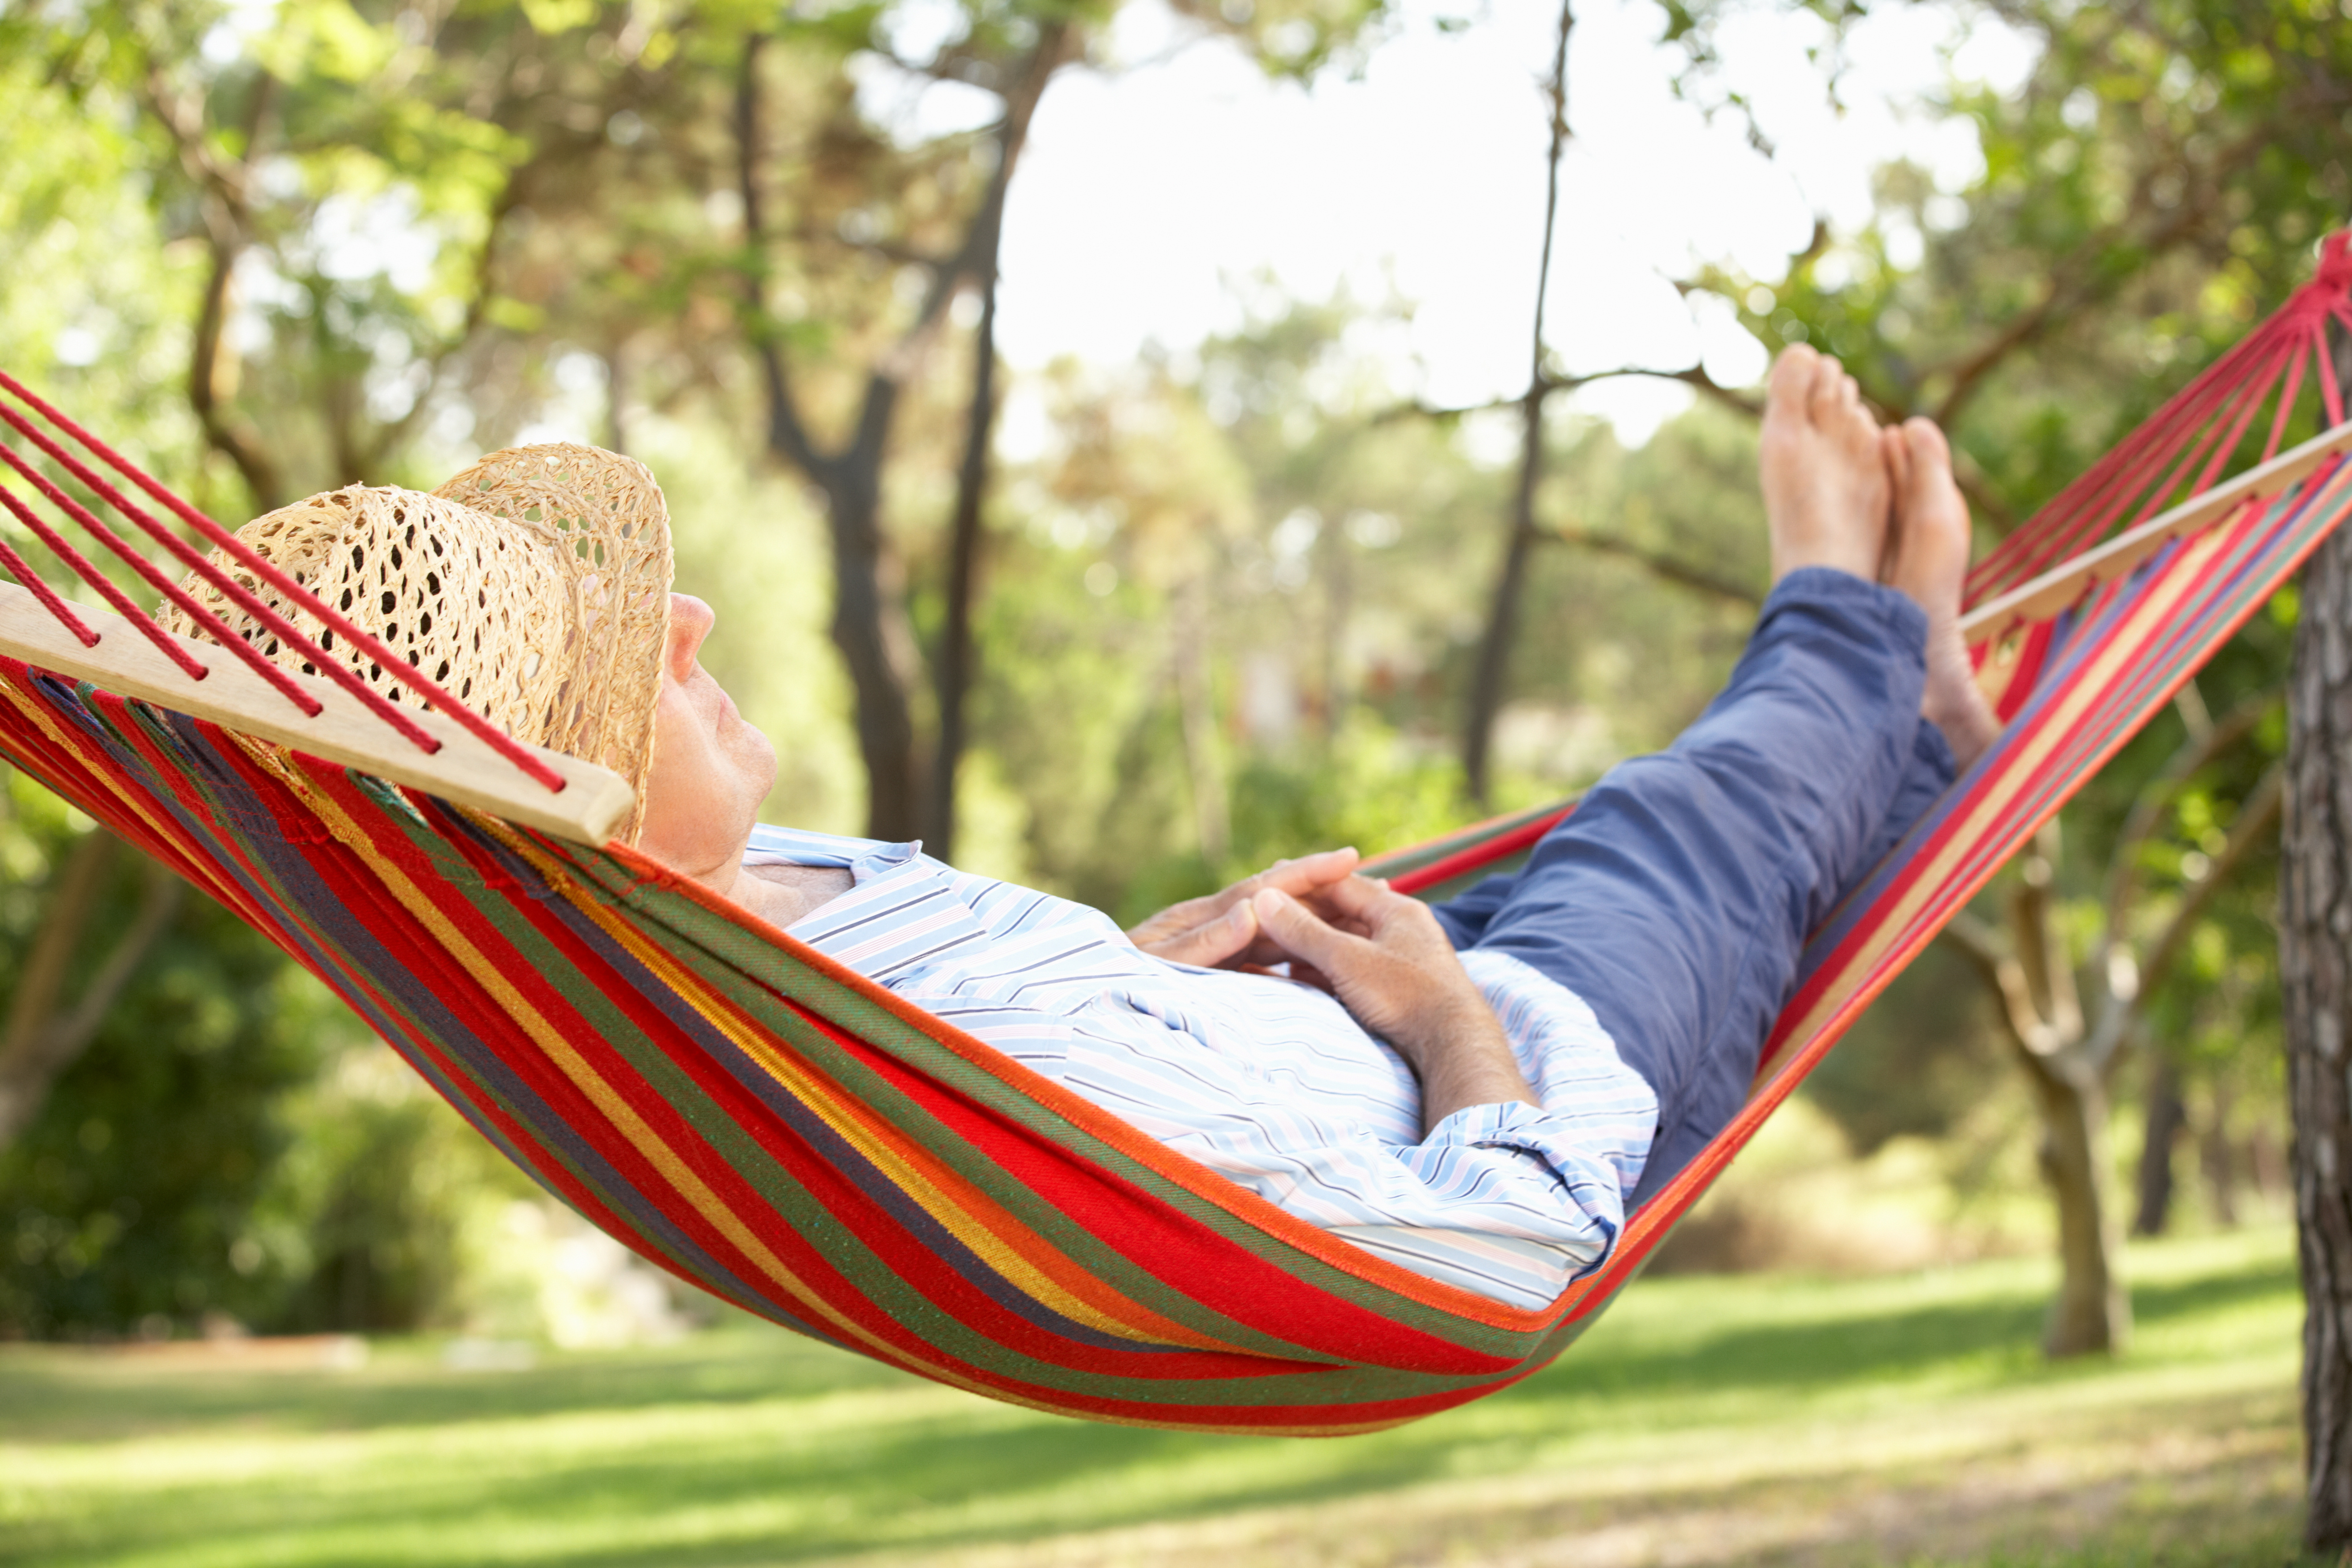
[
  {"left": 888, "top": 0, "right": 2041, "bottom": 447},
  {"left": 196, "top": 0, "right": 2038, "bottom": 454}
]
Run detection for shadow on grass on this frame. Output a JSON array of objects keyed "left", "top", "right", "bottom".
[
  {"left": 0, "top": 1246, "right": 2303, "bottom": 1568},
  {"left": 7, "top": 1384, "right": 2306, "bottom": 1568},
  {"left": 1551, "top": 1250, "right": 2299, "bottom": 1405},
  {"left": 0, "top": 1325, "right": 908, "bottom": 1444}
]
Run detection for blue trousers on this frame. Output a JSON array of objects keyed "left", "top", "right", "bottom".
[{"left": 1432, "top": 570, "right": 1956, "bottom": 1208}]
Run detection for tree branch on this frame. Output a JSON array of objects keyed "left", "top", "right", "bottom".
[
  {"left": 2015, "top": 824, "right": 2084, "bottom": 1044},
  {"left": 2100, "top": 687, "right": 2277, "bottom": 939},
  {"left": 1943, "top": 907, "right": 2070, "bottom": 1070},
  {"left": 0, "top": 837, "right": 183, "bottom": 1150},
  {"left": 860, "top": 17, "right": 1072, "bottom": 463},
  {"left": 1461, "top": 0, "right": 1575, "bottom": 803},
  {"left": 734, "top": 33, "right": 827, "bottom": 482},
  {"left": 149, "top": 62, "right": 285, "bottom": 509},
  {"left": 1543, "top": 524, "right": 1762, "bottom": 605},
  {"left": 2135, "top": 759, "right": 2283, "bottom": 1007}
]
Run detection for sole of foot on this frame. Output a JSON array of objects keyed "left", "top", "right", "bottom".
[
  {"left": 1884, "top": 417, "right": 2001, "bottom": 772},
  {"left": 1758, "top": 345, "right": 1892, "bottom": 586}
]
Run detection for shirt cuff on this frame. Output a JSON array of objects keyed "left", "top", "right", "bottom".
[{"left": 1421, "top": 1100, "right": 1632, "bottom": 1269}]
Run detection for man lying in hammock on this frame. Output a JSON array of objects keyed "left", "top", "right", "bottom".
[
  {"left": 183, "top": 345, "right": 1998, "bottom": 1311},
  {"left": 618, "top": 344, "right": 2001, "bottom": 1309}
]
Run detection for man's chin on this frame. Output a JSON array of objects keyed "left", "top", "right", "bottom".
[{"left": 734, "top": 725, "right": 780, "bottom": 800}]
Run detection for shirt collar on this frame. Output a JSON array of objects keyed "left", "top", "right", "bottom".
[{"left": 742, "top": 823, "right": 922, "bottom": 885}]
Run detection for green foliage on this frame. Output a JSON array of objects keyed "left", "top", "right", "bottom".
[
  {"left": 1168, "top": 0, "right": 1396, "bottom": 80},
  {"left": 257, "top": 1045, "right": 543, "bottom": 1335},
  {"left": 1806, "top": 941, "right": 2009, "bottom": 1159},
  {"left": 1699, "top": 0, "right": 2352, "bottom": 525},
  {"left": 0, "top": 48, "right": 204, "bottom": 569},
  {"left": 0, "top": 779, "right": 352, "bottom": 1339}
]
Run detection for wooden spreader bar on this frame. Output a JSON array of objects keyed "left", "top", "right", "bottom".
[
  {"left": 1960, "top": 420, "right": 2352, "bottom": 639},
  {"left": 0, "top": 582, "right": 635, "bottom": 844}
]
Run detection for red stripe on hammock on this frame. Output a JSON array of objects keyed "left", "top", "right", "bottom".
[
  {"left": 401, "top": 786, "right": 1532, "bottom": 1376},
  {"left": 1385, "top": 806, "right": 1577, "bottom": 896}
]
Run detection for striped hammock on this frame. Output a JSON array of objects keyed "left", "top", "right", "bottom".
[{"left": 0, "top": 241, "right": 2349, "bottom": 1436}]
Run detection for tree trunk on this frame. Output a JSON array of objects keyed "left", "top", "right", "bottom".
[
  {"left": 2284, "top": 517, "right": 2352, "bottom": 1553},
  {"left": 926, "top": 270, "right": 1001, "bottom": 859},
  {"left": 1461, "top": 0, "right": 1572, "bottom": 804},
  {"left": 2022, "top": 1054, "right": 2131, "bottom": 1355},
  {"left": 1173, "top": 576, "right": 1228, "bottom": 869},
  {"left": 733, "top": 27, "right": 1068, "bottom": 842},
  {"left": 2202, "top": 1077, "right": 2240, "bottom": 1226},
  {"left": 817, "top": 434, "right": 929, "bottom": 842},
  {"left": 0, "top": 832, "right": 182, "bottom": 1150},
  {"left": 1464, "top": 395, "right": 1547, "bottom": 804},
  {"left": 2132, "top": 1047, "right": 2186, "bottom": 1236}
]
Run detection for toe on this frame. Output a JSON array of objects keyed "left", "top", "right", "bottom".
[
  {"left": 1838, "top": 377, "right": 1885, "bottom": 450},
  {"left": 1902, "top": 416, "right": 1952, "bottom": 482},
  {"left": 1767, "top": 346, "right": 1821, "bottom": 415},
  {"left": 1878, "top": 427, "right": 1911, "bottom": 583},
  {"left": 1807, "top": 355, "right": 1849, "bottom": 423}
]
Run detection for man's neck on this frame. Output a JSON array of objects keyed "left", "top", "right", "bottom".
[
  {"left": 736, "top": 861, "right": 855, "bottom": 928},
  {"left": 644, "top": 829, "right": 847, "bottom": 929}
]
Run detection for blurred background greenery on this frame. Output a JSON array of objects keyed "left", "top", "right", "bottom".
[{"left": 0, "top": 0, "right": 2339, "bottom": 1390}]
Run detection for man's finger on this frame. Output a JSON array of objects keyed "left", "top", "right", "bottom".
[
  {"left": 1233, "top": 931, "right": 1299, "bottom": 969},
  {"left": 1142, "top": 900, "right": 1258, "bottom": 967},
  {"left": 1313, "top": 873, "right": 1401, "bottom": 922},
  {"left": 1253, "top": 848, "right": 1359, "bottom": 900},
  {"left": 1125, "top": 892, "right": 1221, "bottom": 945},
  {"left": 1252, "top": 887, "right": 1361, "bottom": 972}
]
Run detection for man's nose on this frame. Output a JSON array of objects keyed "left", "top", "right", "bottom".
[{"left": 667, "top": 593, "right": 716, "bottom": 679}]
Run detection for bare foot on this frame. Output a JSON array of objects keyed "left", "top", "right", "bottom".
[
  {"left": 1759, "top": 345, "right": 1891, "bottom": 584},
  {"left": 1883, "top": 417, "right": 2001, "bottom": 771}
]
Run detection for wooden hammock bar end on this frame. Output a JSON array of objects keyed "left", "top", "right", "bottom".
[
  {"left": 1960, "top": 420, "right": 2352, "bottom": 639},
  {"left": 0, "top": 582, "right": 635, "bottom": 844}
]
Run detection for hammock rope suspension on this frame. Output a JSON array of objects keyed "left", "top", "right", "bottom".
[
  {"left": 1967, "top": 236, "right": 2352, "bottom": 601},
  {"left": 0, "top": 369, "right": 566, "bottom": 791},
  {"left": 0, "top": 243, "right": 2348, "bottom": 1435}
]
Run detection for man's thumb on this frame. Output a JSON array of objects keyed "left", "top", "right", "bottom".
[{"left": 1253, "top": 888, "right": 1343, "bottom": 965}]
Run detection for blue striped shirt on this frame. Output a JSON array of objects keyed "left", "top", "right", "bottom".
[{"left": 745, "top": 826, "right": 1657, "bottom": 1308}]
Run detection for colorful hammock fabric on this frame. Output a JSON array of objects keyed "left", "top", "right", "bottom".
[{"left": 1, "top": 244, "right": 2350, "bottom": 1436}]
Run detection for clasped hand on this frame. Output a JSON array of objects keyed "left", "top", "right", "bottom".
[{"left": 1127, "top": 850, "right": 1540, "bottom": 1132}]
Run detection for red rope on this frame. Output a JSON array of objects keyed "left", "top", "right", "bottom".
[
  {"left": 2261, "top": 327, "right": 2315, "bottom": 463},
  {"left": 1965, "top": 238, "right": 2352, "bottom": 606},
  {"left": 0, "top": 440, "right": 324, "bottom": 714},
  {"left": 0, "top": 372, "right": 568, "bottom": 793},
  {"left": 0, "top": 494, "right": 99, "bottom": 648},
  {"left": 2321, "top": 315, "right": 2348, "bottom": 430},
  {"left": 1966, "top": 300, "right": 2313, "bottom": 601}
]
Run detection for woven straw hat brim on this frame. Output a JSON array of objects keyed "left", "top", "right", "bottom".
[
  {"left": 433, "top": 444, "right": 674, "bottom": 839},
  {"left": 160, "top": 445, "right": 674, "bottom": 844}
]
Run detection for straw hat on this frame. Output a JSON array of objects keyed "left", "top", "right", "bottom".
[{"left": 160, "top": 444, "right": 674, "bottom": 841}]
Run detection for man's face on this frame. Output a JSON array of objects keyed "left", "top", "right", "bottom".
[{"left": 633, "top": 593, "right": 778, "bottom": 878}]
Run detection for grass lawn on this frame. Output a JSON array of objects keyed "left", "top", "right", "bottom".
[{"left": 0, "top": 1225, "right": 2314, "bottom": 1568}]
